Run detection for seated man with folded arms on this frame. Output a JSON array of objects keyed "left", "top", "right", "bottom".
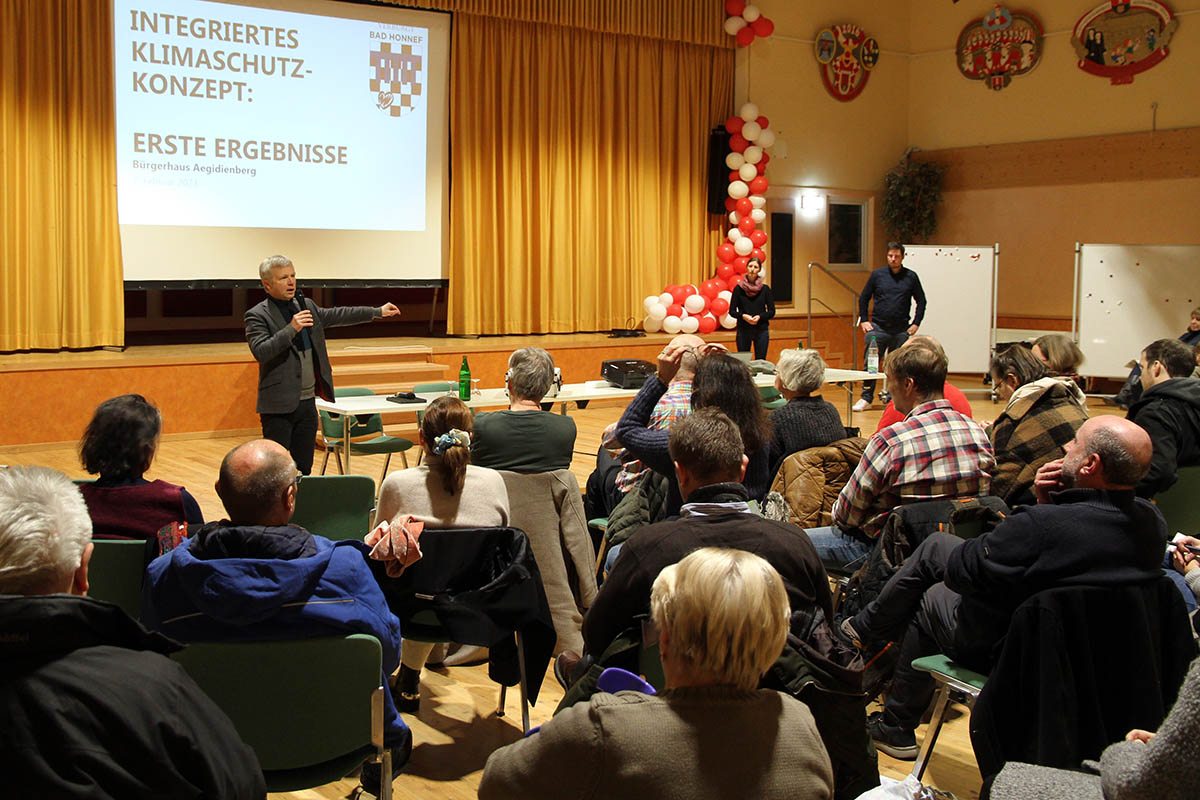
[
  {"left": 140, "top": 439, "right": 409, "bottom": 796},
  {"left": 479, "top": 547, "right": 834, "bottom": 800},
  {"left": 840, "top": 417, "right": 1166, "bottom": 760},
  {"left": 471, "top": 346, "right": 577, "bottom": 473},
  {"left": 1125, "top": 337, "right": 1200, "bottom": 498},
  {"left": 0, "top": 466, "right": 264, "bottom": 799},
  {"left": 805, "top": 340, "right": 995, "bottom": 573}
]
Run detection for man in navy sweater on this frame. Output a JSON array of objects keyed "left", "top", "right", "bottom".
[{"left": 854, "top": 243, "right": 926, "bottom": 411}]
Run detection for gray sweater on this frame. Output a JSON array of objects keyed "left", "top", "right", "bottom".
[{"left": 991, "top": 655, "right": 1200, "bottom": 800}]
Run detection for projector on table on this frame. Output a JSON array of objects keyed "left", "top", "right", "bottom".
[{"left": 602, "top": 359, "right": 656, "bottom": 389}]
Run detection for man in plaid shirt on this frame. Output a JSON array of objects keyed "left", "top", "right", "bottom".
[{"left": 806, "top": 338, "right": 995, "bottom": 573}]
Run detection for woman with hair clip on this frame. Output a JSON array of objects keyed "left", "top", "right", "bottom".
[
  {"left": 987, "top": 344, "right": 1088, "bottom": 506},
  {"left": 374, "top": 395, "right": 510, "bottom": 712}
]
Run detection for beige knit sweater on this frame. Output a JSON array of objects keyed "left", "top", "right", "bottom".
[{"left": 374, "top": 461, "right": 509, "bottom": 529}]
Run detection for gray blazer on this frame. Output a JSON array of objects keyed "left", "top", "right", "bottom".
[{"left": 245, "top": 298, "right": 377, "bottom": 414}]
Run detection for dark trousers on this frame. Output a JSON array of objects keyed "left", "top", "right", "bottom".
[
  {"left": 851, "top": 533, "right": 963, "bottom": 731},
  {"left": 261, "top": 398, "right": 319, "bottom": 474},
  {"left": 861, "top": 326, "right": 910, "bottom": 401},
  {"left": 736, "top": 325, "right": 770, "bottom": 360}
]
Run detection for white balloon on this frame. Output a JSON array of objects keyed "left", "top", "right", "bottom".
[
  {"left": 647, "top": 302, "right": 667, "bottom": 320},
  {"left": 743, "top": 145, "right": 763, "bottom": 165},
  {"left": 662, "top": 315, "right": 683, "bottom": 334},
  {"left": 727, "top": 228, "right": 741, "bottom": 243},
  {"left": 678, "top": 307, "right": 689, "bottom": 319},
  {"left": 718, "top": 290, "right": 732, "bottom": 302},
  {"left": 724, "top": 151, "right": 745, "bottom": 170},
  {"left": 643, "top": 315, "right": 662, "bottom": 333},
  {"left": 684, "top": 294, "right": 707, "bottom": 314},
  {"left": 723, "top": 15, "right": 747, "bottom": 35},
  {"left": 680, "top": 315, "right": 700, "bottom": 334},
  {"left": 741, "top": 121, "right": 762, "bottom": 141},
  {"left": 729, "top": 211, "right": 741, "bottom": 225},
  {"left": 727, "top": 180, "right": 749, "bottom": 199},
  {"left": 734, "top": 237, "right": 753, "bottom": 256},
  {"left": 643, "top": 294, "right": 660, "bottom": 313},
  {"left": 756, "top": 128, "right": 776, "bottom": 148},
  {"left": 659, "top": 292, "right": 674, "bottom": 306},
  {"left": 750, "top": 208, "right": 767, "bottom": 223},
  {"left": 750, "top": 196, "right": 766, "bottom": 209},
  {"left": 740, "top": 102, "right": 759, "bottom": 122},
  {"left": 738, "top": 163, "right": 757, "bottom": 182},
  {"left": 720, "top": 313, "right": 738, "bottom": 329},
  {"left": 743, "top": 4, "right": 761, "bottom": 22}
]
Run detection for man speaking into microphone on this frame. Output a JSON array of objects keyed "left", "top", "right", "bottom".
[{"left": 245, "top": 254, "right": 400, "bottom": 474}]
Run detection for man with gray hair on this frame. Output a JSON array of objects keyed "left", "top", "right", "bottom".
[
  {"left": 245, "top": 254, "right": 401, "bottom": 474},
  {"left": 471, "top": 346, "right": 577, "bottom": 472},
  {"left": 141, "top": 439, "right": 410, "bottom": 795},
  {"left": 0, "top": 466, "right": 265, "bottom": 798},
  {"left": 768, "top": 348, "right": 847, "bottom": 476},
  {"left": 840, "top": 416, "right": 1169, "bottom": 760}
]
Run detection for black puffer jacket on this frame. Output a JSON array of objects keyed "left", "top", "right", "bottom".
[{"left": 1127, "top": 377, "right": 1200, "bottom": 497}]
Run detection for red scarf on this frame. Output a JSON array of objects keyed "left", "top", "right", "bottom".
[{"left": 738, "top": 274, "right": 764, "bottom": 297}]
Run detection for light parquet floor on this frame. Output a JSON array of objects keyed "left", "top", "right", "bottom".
[{"left": 1, "top": 390, "right": 1126, "bottom": 800}]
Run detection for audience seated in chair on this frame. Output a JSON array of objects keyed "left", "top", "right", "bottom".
[
  {"left": 586, "top": 333, "right": 700, "bottom": 519},
  {"left": 805, "top": 339, "right": 994, "bottom": 574},
  {"left": 874, "top": 336, "right": 975, "bottom": 433},
  {"left": 479, "top": 547, "right": 835, "bottom": 800},
  {"left": 766, "top": 348, "right": 846, "bottom": 478},
  {"left": 374, "top": 396, "right": 510, "bottom": 713},
  {"left": 471, "top": 346, "right": 576, "bottom": 473},
  {"left": 770, "top": 437, "right": 868, "bottom": 529},
  {"left": 1125, "top": 337, "right": 1200, "bottom": 498},
  {"left": 839, "top": 416, "right": 1167, "bottom": 761},
  {"left": 1112, "top": 307, "right": 1200, "bottom": 408},
  {"left": 140, "top": 439, "right": 409, "bottom": 796},
  {"left": 614, "top": 343, "right": 773, "bottom": 518},
  {"left": 1032, "top": 333, "right": 1085, "bottom": 381},
  {"left": 0, "top": 466, "right": 264, "bottom": 799},
  {"left": 77, "top": 393, "right": 204, "bottom": 543},
  {"left": 985, "top": 344, "right": 1088, "bottom": 506}
]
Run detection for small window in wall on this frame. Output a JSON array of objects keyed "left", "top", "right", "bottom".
[
  {"left": 769, "top": 211, "right": 793, "bottom": 304},
  {"left": 828, "top": 200, "right": 867, "bottom": 269}
]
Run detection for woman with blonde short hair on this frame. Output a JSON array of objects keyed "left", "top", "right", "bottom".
[
  {"left": 767, "top": 349, "right": 845, "bottom": 478},
  {"left": 478, "top": 547, "right": 835, "bottom": 800}
]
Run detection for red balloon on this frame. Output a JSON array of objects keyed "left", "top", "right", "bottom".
[
  {"left": 724, "top": 0, "right": 746, "bottom": 16},
  {"left": 710, "top": 297, "right": 730, "bottom": 316},
  {"left": 751, "top": 17, "right": 775, "bottom": 37},
  {"left": 664, "top": 284, "right": 678, "bottom": 295},
  {"left": 735, "top": 197, "right": 753, "bottom": 216},
  {"left": 724, "top": 197, "right": 736, "bottom": 212},
  {"left": 760, "top": 152, "right": 770, "bottom": 166},
  {"left": 728, "top": 170, "right": 740, "bottom": 183},
  {"left": 750, "top": 247, "right": 766, "bottom": 262},
  {"left": 736, "top": 26, "right": 755, "bottom": 47},
  {"left": 756, "top": 115, "right": 770, "bottom": 129},
  {"left": 749, "top": 176, "right": 769, "bottom": 195},
  {"left": 716, "top": 242, "right": 736, "bottom": 263},
  {"left": 727, "top": 276, "right": 742, "bottom": 291},
  {"left": 697, "top": 314, "right": 719, "bottom": 334},
  {"left": 717, "top": 263, "right": 735, "bottom": 280},
  {"left": 733, "top": 256, "right": 749, "bottom": 272},
  {"left": 756, "top": 161, "right": 768, "bottom": 176},
  {"left": 681, "top": 284, "right": 698, "bottom": 297},
  {"left": 666, "top": 303, "right": 684, "bottom": 318},
  {"left": 750, "top": 229, "right": 768, "bottom": 247},
  {"left": 701, "top": 281, "right": 721, "bottom": 299},
  {"left": 670, "top": 288, "right": 687, "bottom": 305},
  {"left": 738, "top": 217, "right": 756, "bottom": 236},
  {"left": 724, "top": 116, "right": 744, "bottom": 135},
  {"left": 729, "top": 133, "right": 748, "bottom": 153}
]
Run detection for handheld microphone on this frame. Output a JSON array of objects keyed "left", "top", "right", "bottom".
[{"left": 292, "top": 288, "right": 306, "bottom": 316}]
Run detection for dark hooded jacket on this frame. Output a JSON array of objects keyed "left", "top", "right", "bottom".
[{"left": 1127, "top": 378, "right": 1200, "bottom": 498}]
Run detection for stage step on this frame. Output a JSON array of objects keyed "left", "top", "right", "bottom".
[{"left": 327, "top": 344, "right": 434, "bottom": 365}]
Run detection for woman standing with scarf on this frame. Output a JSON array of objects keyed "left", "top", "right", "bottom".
[{"left": 729, "top": 258, "right": 775, "bottom": 360}]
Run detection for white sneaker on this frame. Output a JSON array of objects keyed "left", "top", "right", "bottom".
[{"left": 852, "top": 398, "right": 870, "bottom": 412}]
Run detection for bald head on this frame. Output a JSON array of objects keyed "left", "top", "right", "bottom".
[
  {"left": 1068, "top": 416, "right": 1152, "bottom": 489},
  {"left": 669, "top": 334, "right": 705, "bottom": 377},
  {"left": 216, "top": 439, "right": 299, "bottom": 525}
]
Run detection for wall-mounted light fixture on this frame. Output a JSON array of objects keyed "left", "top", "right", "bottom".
[{"left": 794, "top": 193, "right": 825, "bottom": 217}]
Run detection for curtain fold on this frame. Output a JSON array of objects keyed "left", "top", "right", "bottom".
[
  {"left": 1, "top": 0, "right": 124, "bottom": 351},
  {"left": 448, "top": 14, "right": 733, "bottom": 334}
]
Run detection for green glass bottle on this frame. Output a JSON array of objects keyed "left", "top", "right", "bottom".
[{"left": 458, "top": 356, "right": 471, "bottom": 400}]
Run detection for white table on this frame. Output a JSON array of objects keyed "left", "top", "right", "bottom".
[{"left": 317, "top": 367, "right": 878, "bottom": 471}]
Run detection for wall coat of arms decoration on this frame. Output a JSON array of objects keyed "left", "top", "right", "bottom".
[
  {"left": 814, "top": 24, "right": 879, "bottom": 102},
  {"left": 956, "top": 6, "right": 1044, "bottom": 91},
  {"left": 1071, "top": 0, "right": 1178, "bottom": 84}
]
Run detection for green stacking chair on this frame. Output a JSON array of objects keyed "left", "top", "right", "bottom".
[
  {"left": 87, "top": 539, "right": 148, "bottom": 619},
  {"left": 1156, "top": 465, "right": 1200, "bottom": 537},
  {"left": 909, "top": 654, "right": 988, "bottom": 781},
  {"left": 759, "top": 384, "right": 786, "bottom": 410},
  {"left": 291, "top": 474, "right": 376, "bottom": 541},
  {"left": 320, "top": 387, "right": 414, "bottom": 489}
]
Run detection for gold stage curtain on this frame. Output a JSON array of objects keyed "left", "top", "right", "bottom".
[
  {"left": 0, "top": 0, "right": 124, "bottom": 351},
  {"left": 448, "top": 14, "right": 733, "bottom": 334}
]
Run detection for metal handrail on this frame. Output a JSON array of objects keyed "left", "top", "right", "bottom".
[{"left": 807, "top": 262, "right": 860, "bottom": 370}]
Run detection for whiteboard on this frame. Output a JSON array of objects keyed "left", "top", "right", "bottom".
[
  {"left": 1076, "top": 244, "right": 1200, "bottom": 377},
  {"left": 898, "top": 244, "right": 997, "bottom": 374}
]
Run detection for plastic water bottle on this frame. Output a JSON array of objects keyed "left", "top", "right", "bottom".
[
  {"left": 458, "top": 356, "right": 471, "bottom": 400},
  {"left": 867, "top": 339, "right": 879, "bottom": 374}
]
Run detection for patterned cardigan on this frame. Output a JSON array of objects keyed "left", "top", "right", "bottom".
[{"left": 989, "top": 377, "right": 1088, "bottom": 506}]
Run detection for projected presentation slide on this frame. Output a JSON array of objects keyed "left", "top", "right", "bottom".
[{"left": 113, "top": 0, "right": 450, "bottom": 283}]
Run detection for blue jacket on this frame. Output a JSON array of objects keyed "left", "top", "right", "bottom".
[
  {"left": 858, "top": 266, "right": 926, "bottom": 332},
  {"left": 142, "top": 523, "right": 407, "bottom": 744}
]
